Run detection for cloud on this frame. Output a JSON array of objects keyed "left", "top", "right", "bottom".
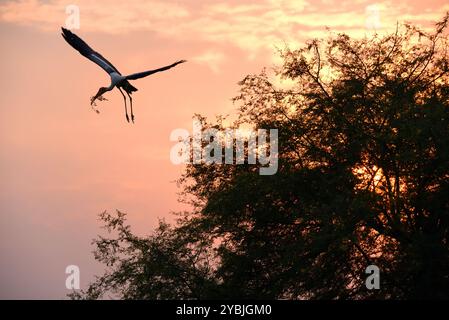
[
  {"left": 0, "top": 0, "right": 190, "bottom": 33},
  {"left": 192, "top": 50, "right": 226, "bottom": 74},
  {"left": 1, "top": 0, "right": 447, "bottom": 60}
]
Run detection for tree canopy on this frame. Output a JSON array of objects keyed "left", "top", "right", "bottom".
[{"left": 71, "top": 15, "right": 449, "bottom": 300}]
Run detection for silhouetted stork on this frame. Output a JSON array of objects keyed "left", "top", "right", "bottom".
[{"left": 61, "top": 27, "right": 186, "bottom": 123}]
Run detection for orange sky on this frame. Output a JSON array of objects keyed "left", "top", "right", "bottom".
[{"left": 0, "top": 0, "right": 447, "bottom": 299}]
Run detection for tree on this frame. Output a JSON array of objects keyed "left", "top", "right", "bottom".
[{"left": 72, "top": 15, "right": 449, "bottom": 300}]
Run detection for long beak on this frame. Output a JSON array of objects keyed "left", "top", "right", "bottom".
[
  {"left": 91, "top": 89, "right": 103, "bottom": 106},
  {"left": 90, "top": 90, "right": 108, "bottom": 106}
]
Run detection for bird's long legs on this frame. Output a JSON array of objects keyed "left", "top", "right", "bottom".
[
  {"left": 118, "top": 88, "right": 129, "bottom": 122},
  {"left": 126, "top": 92, "right": 134, "bottom": 123}
]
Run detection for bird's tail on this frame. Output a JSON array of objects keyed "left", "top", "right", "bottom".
[{"left": 123, "top": 80, "right": 138, "bottom": 93}]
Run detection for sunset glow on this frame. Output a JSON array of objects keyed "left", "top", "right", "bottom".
[{"left": 0, "top": 0, "right": 447, "bottom": 299}]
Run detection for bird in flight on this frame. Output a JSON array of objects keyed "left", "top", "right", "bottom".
[{"left": 61, "top": 27, "right": 186, "bottom": 123}]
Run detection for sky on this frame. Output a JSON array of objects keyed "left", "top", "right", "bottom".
[{"left": 0, "top": 0, "right": 447, "bottom": 299}]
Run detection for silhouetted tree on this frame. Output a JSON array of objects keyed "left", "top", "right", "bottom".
[{"left": 72, "top": 15, "right": 449, "bottom": 300}]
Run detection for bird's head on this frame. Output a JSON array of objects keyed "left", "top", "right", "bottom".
[{"left": 90, "top": 87, "right": 109, "bottom": 106}]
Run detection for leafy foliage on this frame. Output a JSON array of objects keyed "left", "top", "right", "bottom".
[{"left": 72, "top": 15, "right": 449, "bottom": 300}]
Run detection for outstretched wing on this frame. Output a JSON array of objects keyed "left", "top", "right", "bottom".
[
  {"left": 61, "top": 27, "right": 121, "bottom": 75},
  {"left": 125, "top": 60, "right": 187, "bottom": 80}
]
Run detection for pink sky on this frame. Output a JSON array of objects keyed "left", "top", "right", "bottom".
[{"left": 0, "top": 0, "right": 447, "bottom": 299}]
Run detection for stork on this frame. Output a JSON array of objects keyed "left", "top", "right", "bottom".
[{"left": 61, "top": 27, "right": 186, "bottom": 123}]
